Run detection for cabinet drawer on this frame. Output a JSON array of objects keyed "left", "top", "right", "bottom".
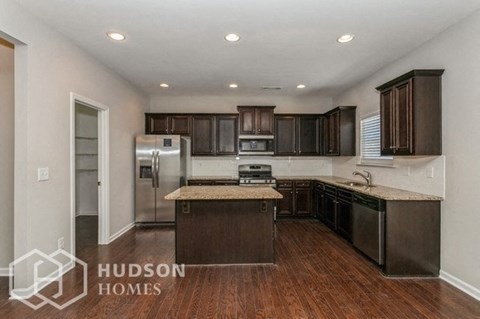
[
  {"left": 277, "top": 180, "right": 293, "bottom": 188},
  {"left": 188, "top": 180, "right": 214, "bottom": 186},
  {"left": 325, "top": 185, "right": 337, "bottom": 195},
  {"left": 213, "top": 180, "right": 239, "bottom": 185},
  {"left": 337, "top": 189, "right": 353, "bottom": 202},
  {"left": 295, "top": 180, "right": 311, "bottom": 188}
]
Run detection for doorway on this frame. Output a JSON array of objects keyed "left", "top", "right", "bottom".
[
  {"left": 0, "top": 37, "right": 14, "bottom": 277},
  {"left": 70, "top": 94, "right": 110, "bottom": 257}
]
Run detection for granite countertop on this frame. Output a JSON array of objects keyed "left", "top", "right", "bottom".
[
  {"left": 188, "top": 176, "right": 239, "bottom": 180},
  {"left": 165, "top": 186, "right": 283, "bottom": 200},
  {"left": 275, "top": 175, "right": 443, "bottom": 201}
]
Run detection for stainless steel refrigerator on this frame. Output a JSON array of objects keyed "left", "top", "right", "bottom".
[{"left": 135, "top": 135, "right": 188, "bottom": 223}]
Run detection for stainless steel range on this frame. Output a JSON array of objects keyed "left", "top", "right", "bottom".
[{"left": 238, "top": 164, "right": 276, "bottom": 187}]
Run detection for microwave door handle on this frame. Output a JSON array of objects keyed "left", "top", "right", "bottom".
[{"left": 151, "top": 151, "right": 156, "bottom": 188}]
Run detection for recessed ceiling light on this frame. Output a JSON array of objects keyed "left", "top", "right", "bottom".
[
  {"left": 337, "top": 34, "right": 355, "bottom": 43},
  {"left": 229, "top": 83, "right": 238, "bottom": 88},
  {"left": 297, "top": 84, "right": 306, "bottom": 89},
  {"left": 106, "top": 31, "right": 126, "bottom": 41},
  {"left": 160, "top": 83, "right": 169, "bottom": 88},
  {"left": 225, "top": 33, "right": 240, "bottom": 42}
]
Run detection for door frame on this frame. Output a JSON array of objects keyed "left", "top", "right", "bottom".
[{"left": 69, "top": 92, "right": 110, "bottom": 255}]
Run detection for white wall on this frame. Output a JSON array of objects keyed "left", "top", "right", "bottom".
[
  {"left": 0, "top": 40, "right": 14, "bottom": 272},
  {"left": 0, "top": 0, "right": 147, "bottom": 288},
  {"left": 75, "top": 104, "right": 98, "bottom": 216},
  {"left": 333, "top": 11, "right": 480, "bottom": 294}
]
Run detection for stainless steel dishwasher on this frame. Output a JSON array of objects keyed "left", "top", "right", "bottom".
[{"left": 352, "top": 193, "right": 386, "bottom": 265}]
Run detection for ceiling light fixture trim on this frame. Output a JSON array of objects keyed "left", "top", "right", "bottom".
[
  {"left": 225, "top": 33, "right": 240, "bottom": 42},
  {"left": 106, "top": 31, "right": 126, "bottom": 41},
  {"left": 337, "top": 34, "right": 355, "bottom": 43},
  {"left": 160, "top": 83, "right": 169, "bottom": 88}
]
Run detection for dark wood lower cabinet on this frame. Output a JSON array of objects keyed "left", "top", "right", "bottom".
[
  {"left": 314, "top": 183, "right": 325, "bottom": 221},
  {"left": 295, "top": 187, "right": 312, "bottom": 216},
  {"left": 276, "top": 180, "right": 313, "bottom": 218},
  {"left": 336, "top": 189, "right": 353, "bottom": 241},
  {"left": 323, "top": 188, "right": 337, "bottom": 230},
  {"left": 188, "top": 179, "right": 239, "bottom": 186},
  {"left": 276, "top": 188, "right": 294, "bottom": 216}
]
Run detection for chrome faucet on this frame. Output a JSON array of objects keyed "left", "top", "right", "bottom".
[{"left": 352, "top": 170, "right": 372, "bottom": 187}]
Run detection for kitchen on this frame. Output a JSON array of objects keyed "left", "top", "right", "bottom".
[{"left": 1, "top": 0, "right": 480, "bottom": 318}]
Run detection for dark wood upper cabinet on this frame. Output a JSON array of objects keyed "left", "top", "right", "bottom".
[
  {"left": 216, "top": 115, "right": 238, "bottom": 155},
  {"left": 274, "top": 116, "right": 296, "bottom": 155},
  {"left": 170, "top": 115, "right": 191, "bottom": 135},
  {"left": 274, "top": 115, "right": 321, "bottom": 156},
  {"left": 376, "top": 69, "right": 444, "bottom": 156},
  {"left": 145, "top": 113, "right": 191, "bottom": 135},
  {"left": 297, "top": 116, "right": 320, "bottom": 155},
  {"left": 324, "top": 106, "right": 356, "bottom": 156},
  {"left": 191, "top": 115, "right": 215, "bottom": 155},
  {"left": 238, "top": 106, "right": 275, "bottom": 135},
  {"left": 146, "top": 114, "right": 169, "bottom": 134}
]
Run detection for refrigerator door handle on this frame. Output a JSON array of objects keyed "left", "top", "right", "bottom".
[
  {"left": 151, "top": 151, "right": 156, "bottom": 188},
  {"left": 156, "top": 150, "right": 160, "bottom": 188}
]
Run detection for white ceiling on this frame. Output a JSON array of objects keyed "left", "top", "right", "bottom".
[{"left": 15, "top": 0, "right": 480, "bottom": 97}]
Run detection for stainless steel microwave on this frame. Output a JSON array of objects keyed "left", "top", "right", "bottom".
[{"left": 238, "top": 135, "right": 274, "bottom": 155}]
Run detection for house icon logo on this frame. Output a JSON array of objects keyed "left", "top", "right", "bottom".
[{"left": 9, "top": 249, "right": 88, "bottom": 310}]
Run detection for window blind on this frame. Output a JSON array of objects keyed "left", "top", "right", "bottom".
[{"left": 360, "top": 114, "right": 392, "bottom": 163}]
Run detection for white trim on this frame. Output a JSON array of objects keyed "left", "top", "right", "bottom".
[
  {"left": 75, "top": 211, "right": 98, "bottom": 216},
  {"left": 10, "top": 260, "right": 74, "bottom": 300},
  {"left": 109, "top": 223, "right": 135, "bottom": 244},
  {"left": 70, "top": 93, "right": 110, "bottom": 260},
  {"left": 0, "top": 267, "right": 12, "bottom": 277},
  {"left": 440, "top": 270, "right": 480, "bottom": 301}
]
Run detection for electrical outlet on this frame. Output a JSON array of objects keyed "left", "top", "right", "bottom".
[
  {"left": 403, "top": 166, "right": 411, "bottom": 176},
  {"left": 38, "top": 167, "right": 49, "bottom": 181},
  {"left": 58, "top": 237, "right": 65, "bottom": 250}
]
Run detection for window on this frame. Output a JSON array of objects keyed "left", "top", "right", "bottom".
[{"left": 359, "top": 113, "right": 393, "bottom": 166}]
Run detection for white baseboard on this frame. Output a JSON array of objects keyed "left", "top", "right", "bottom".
[
  {"left": 109, "top": 222, "right": 134, "bottom": 244},
  {"left": 10, "top": 259, "right": 74, "bottom": 300},
  {"left": 75, "top": 211, "right": 98, "bottom": 216},
  {"left": 440, "top": 270, "right": 480, "bottom": 301},
  {"left": 0, "top": 267, "right": 12, "bottom": 277}
]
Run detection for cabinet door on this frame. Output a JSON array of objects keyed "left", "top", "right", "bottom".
[
  {"left": 146, "top": 114, "right": 169, "bottom": 134},
  {"left": 336, "top": 200, "right": 352, "bottom": 240},
  {"left": 297, "top": 116, "right": 319, "bottom": 155},
  {"left": 256, "top": 108, "right": 274, "bottom": 135},
  {"left": 238, "top": 107, "right": 256, "bottom": 135},
  {"left": 324, "top": 193, "right": 337, "bottom": 230},
  {"left": 295, "top": 188, "right": 312, "bottom": 216},
  {"left": 315, "top": 189, "right": 325, "bottom": 221},
  {"left": 170, "top": 116, "right": 191, "bottom": 135},
  {"left": 318, "top": 116, "right": 326, "bottom": 156},
  {"left": 275, "top": 116, "right": 296, "bottom": 155},
  {"left": 192, "top": 116, "right": 215, "bottom": 155},
  {"left": 276, "top": 188, "right": 294, "bottom": 216},
  {"left": 394, "top": 80, "right": 414, "bottom": 155},
  {"left": 380, "top": 88, "right": 395, "bottom": 155},
  {"left": 326, "top": 111, "right": 340, "bottom": 155},
  {"left": 216, "top": 115, "right": 238, "bottom": 155}
]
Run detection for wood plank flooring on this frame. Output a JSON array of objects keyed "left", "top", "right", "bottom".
[{"left": 0, "top": 219, "right": 479, "bottom": 318}]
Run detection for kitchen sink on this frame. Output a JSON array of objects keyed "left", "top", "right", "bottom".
[{"left": 339, "top": 181, "right": 376, "bottom": 188}]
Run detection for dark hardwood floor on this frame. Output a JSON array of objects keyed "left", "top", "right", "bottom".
[{"left": 0, "top": 219, "right": 479, "bottom": 318}]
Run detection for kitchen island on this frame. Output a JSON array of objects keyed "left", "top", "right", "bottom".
[{"left": 165, "top": 186, "right": 282, "bottom": 264}]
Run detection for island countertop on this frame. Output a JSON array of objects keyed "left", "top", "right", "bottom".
[{"left": 165, "top": 186, "right": 283, "bottom": 200}]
